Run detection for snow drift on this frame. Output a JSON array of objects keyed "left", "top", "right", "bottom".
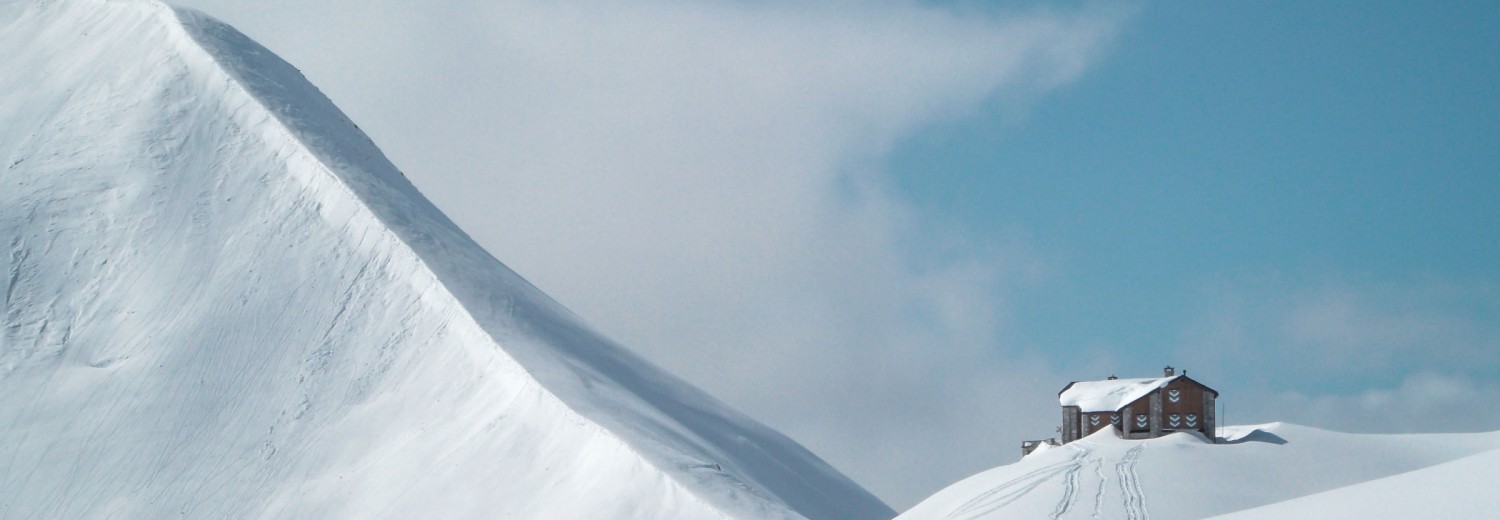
[
  {"left": 897, "top": 423, "right": 1500, "bottom": 520},
  {"left": 1206, "top": 445, "right": 1500, "bottom": 519},
  {"left": 0, "top": 1, "right": 893, "bottom": 518}
]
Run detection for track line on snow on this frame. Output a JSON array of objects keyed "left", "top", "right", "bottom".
[
  {"left": 1090, "top": 456, "right": 1107, "bottom": 519},
  {"left": 1049, "top": 442, "right": 1088, "bottom": 519},
  {"left": 1115, "top": 444, "right": 1148, "bottom": 520},
  {"left": 947, "top": 445, "right": 1089, "bottom": 520}
]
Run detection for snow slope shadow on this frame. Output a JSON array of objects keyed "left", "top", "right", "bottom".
[{"left": 1221, "top": 428, "right": 1288, "bottom": 446}]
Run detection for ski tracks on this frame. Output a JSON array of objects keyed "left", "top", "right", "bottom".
[
  {"left": 1049, "top": 443, "right": 1087, "bottom": 519},
  {"left": 945, "top": 441, "right": 1151, "bottom": 520},
  {"left": 948, "top": 444, "right": 1091, "bottom": 520},
  {"left": 1115, "top": 444, "right": 1148, "bottom": 520},
  {"left": 1089, "top": 456, "right": 1107, "bottom": 519}
]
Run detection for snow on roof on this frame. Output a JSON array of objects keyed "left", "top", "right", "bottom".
[{"left": 1059, "top": 375, "right": 1182, "bottom": 413}]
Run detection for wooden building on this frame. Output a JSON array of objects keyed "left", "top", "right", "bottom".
[{"left": 1057, "top": 366, "right": 1218, "bottom": 445}]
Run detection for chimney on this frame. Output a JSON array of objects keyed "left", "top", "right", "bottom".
[{"left": 1163, "top": 365, "right": 1175, "bottom": 377}]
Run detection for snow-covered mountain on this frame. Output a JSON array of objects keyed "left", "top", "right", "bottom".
[
  {"left": 897, "top": 423, "right": 1500, "bottom": 519},
  {"left": 0, "top": 1, "right": 893, "bottom": 518}
]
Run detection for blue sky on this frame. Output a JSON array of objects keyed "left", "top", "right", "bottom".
[
  {"left": 175, "top": 0, "right": 1499, "bottom": 508},
  {"left": 894, "top": 0, "right": 1499, "bottom": 392}
]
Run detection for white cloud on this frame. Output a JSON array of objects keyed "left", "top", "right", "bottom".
[
  {"left": 1244, "top": 372, "right": 1500, "bottom": 434},
  {"left": 174, "top": 0, "right": 1122, "bottom": 508},
  {"left": 1279, "top": 282, "right": 1498, "bottom": 370},
  {"left": 1175, "top": 275, "right": 1500, "bottom": 436},
  {"left": 1181, "top": 277, "right": 1499, "bottom": 378}
]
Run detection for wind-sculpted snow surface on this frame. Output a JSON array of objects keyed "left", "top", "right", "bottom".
[
  {"left": 1206, "top": 447, "right": 1500, "bottom": 519},
  {"left": 0, "top": 1, "right": 893, "bottom": 518},
  {"left": 897, "top": 424, "right": 1500, "bottom": 520}
]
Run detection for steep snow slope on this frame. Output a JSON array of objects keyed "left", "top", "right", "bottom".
[
  {"left": 1208, "top": 447, "right": 1500, "bottom": 519},
  {"left": 897, "top": 423, "right": 1500, "bottom": 520},
  {"left": 0, "top": 1, "right": 893, "bottom": 518}
]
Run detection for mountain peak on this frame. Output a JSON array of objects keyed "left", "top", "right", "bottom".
[{"left": 0, "top": 2, "right": 892, "bottom": 518}]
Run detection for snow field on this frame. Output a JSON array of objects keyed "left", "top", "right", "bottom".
[
  {"left": 897, "top": 423, "right": 1500, "bottom": 520},
  {"left": 1206, "top": 446, "right": 1500, "bottom": 519}
]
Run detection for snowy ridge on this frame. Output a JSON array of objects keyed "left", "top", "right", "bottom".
[
  {"left": 0, "top": 1, "right": 891, "bottom": 518},
  {"left": 897, "top": 423, "right": 1500, "bottom": 520}
]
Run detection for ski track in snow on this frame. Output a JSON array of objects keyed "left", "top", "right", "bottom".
[
  {"left": 946, "top": 444, "right": 1091, "bottom": 520},
  {"left": 1089, "top": 456, "right": 1107, "bottom": 519},
  {"left": 1050, "top": 442, "right": 1086, "bottom": 519},
  {"left": 1115, "top": 444, "right": 1147, "bottom": 520}
]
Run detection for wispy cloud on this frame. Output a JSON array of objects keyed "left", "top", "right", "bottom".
[
  {"left": 1176, "top": 275, "right": 1500, "bottom": 433},
  {"left": 1265, "top": 372, "right": 1500, "bottom": 434}
]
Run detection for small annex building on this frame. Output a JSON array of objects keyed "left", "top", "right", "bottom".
[{"left": 1023, "top": 366, "right": 1219, "bottom": 456}]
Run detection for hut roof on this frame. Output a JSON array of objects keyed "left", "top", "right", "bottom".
[{"left": 1059, "top": 375, "right": 1181, "bottom": 413}]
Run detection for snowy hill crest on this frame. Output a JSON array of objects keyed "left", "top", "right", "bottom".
[
  {"left": 0, "top": 1, "right": 892, "bottom": 518},
  {"left": 897, "top": 423, "right": 1500, "bottom": 520}
]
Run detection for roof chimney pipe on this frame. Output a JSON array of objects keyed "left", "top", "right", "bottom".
[{"left": 1164, "top": 365, "right": 1175, "bottom": 377}]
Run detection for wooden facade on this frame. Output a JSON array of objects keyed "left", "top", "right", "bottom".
[{"left": 1056, "top": 366, "right": 1218, "bottom": 444}]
